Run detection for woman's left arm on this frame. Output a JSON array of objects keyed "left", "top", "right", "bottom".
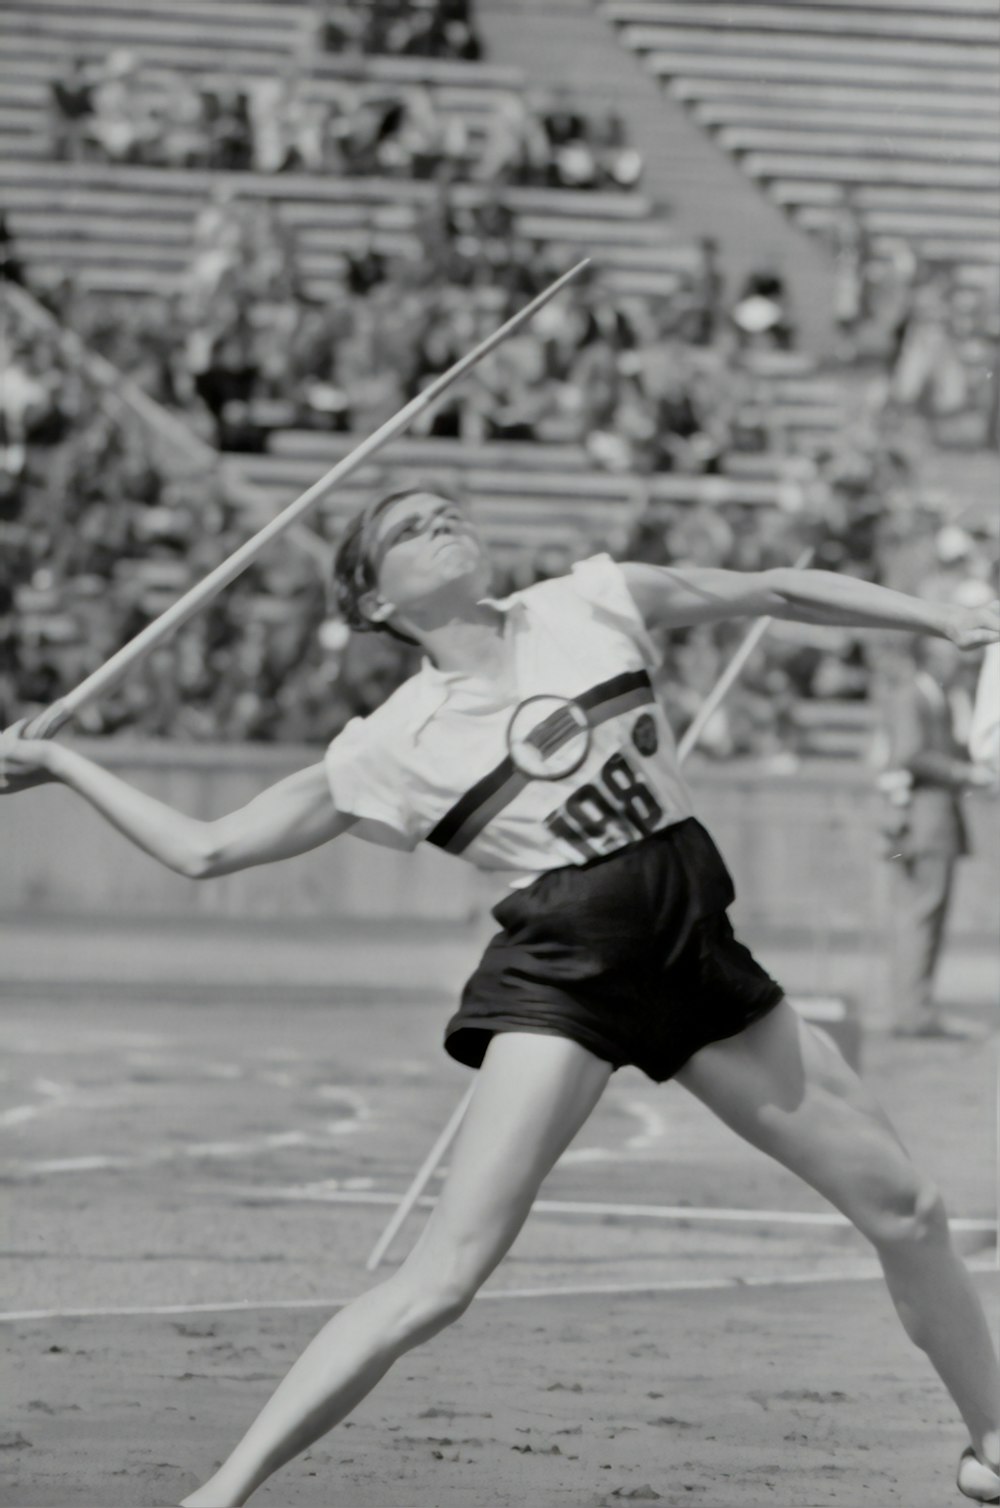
[{"left": 620, "top": 561, "right": 1000, "bottom": 648}]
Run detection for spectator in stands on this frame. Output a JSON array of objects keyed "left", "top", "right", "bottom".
[
  {"left": 286, "top": 303, "right": 351, "bottom": 431},
  {"left": 825, "top": 194, "right": 869, "bottom": 364},
  {"left": 202, "top": 79, "right": 253, "bottom": 172},
  {"left": 0, "top": 213, "right": 25, "bottom": 287},
  {"left": 342, "top": 89, "right": 406, "bottom": 176},
  {"left": 892, "top": 271, "right": 969, "bottom": 420},
  {"left": 359, "top": 0, "right": 481, "bottom": 60},
  {"left": 462, "top": 318, "right": 551, "bottom": 442},
  {"left": 858, "top": 237, "right": 918, "bottom": 366},
  {"left": 341, "top": 229, "right": 383, "bottom": 297},
  {"left": 334, "top": 299, "right": 409, "bottom": 432},
  {"left": 185, "top": 187, "right": 249, "bottom": 310},
  {"left": 48, "top": 53, "right": 96, "bottom": 162},
  {"left": 188, "top": 305, "right": 259, "bottom": 445},
  {"left": 916, "top": 525, "right": 993, "bottom": 614},
  {"left": 436, "top": 0, "right": 482, "bottom": 60},
  {"left": 730, "top": 269, "right": 795, "bottom": 350},
  {"left": 532, "top": 88, "right": 610, "bottom": 191},
  {"left": 248, "top": 68, "right": 309, "bottom": 174},
  {"left": 309, "top": 0, "right": 362, "bottom": 54},
  {"left": 0, "top": 332, "right": 66, "bottom": 453},
  {"left": 475, "top": 92, "right": 548, "bottom": 187},
  {"left": 934, "top": 283, "right": 999, "bottom": 450},
  {"left": 157, "top": 70, "right": 209, "bottom": 169},
  {"left": 589, "top": 110, "right": 643, "bottom": 191},
  {"left": 375, "top": 85, "right": 467, "bottom": 180},
  {"left": 85, "top": 49, "right": 157, "bottom": 165}
]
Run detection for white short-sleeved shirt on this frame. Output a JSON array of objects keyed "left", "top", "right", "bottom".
[{"left": 324, "top": 555, "right": 696, "bottom": 888}]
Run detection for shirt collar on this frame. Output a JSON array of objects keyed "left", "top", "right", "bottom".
[{"left": 408, "top": 593, "right": 526, "bottom": 729}]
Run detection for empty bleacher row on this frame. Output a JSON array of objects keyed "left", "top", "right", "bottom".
[{"left": 601, "top": 0, "right": 1000, "bottom": 288}]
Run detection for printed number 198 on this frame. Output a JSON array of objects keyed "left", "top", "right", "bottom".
[{"left": 545, "top": 752, "right": 663, "bottom": 861}]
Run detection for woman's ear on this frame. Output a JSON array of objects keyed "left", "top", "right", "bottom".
[{"left": 358, "top": 588, "right": 396, "bottom": 628}]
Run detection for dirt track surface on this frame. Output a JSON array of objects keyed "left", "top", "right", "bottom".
[
  {"left": 1, "top": 993, "right": 997, "bottom": 1507},
  {"left": 7, "top": 1273, "right": 997, "bottom": 1508}
]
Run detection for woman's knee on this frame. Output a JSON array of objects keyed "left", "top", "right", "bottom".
[
  {"left": 857, "top": 1171, "right": 949, "bottom": 1253},
  {"left": 390, "top": 1247, "right": 486, "bottom": 1342}
]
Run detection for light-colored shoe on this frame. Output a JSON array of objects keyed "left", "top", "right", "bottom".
[{"left": 959, "top": 1447, "right": 1000, "bottom": 1503}]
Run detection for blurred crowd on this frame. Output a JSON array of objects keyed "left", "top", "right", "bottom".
[
  {"left": 48, "top": 49, "right": 640, "bottom": 192},
  {"left": 5, "top": 260, "right": 995, "bottom": 758},
  {"left": 827, "top": 204, "right": 999, "bottom": 451},
  {"left": 312, "top": 0, "right": 482, "bottom": 61},
  {"left": 17, "top": 186, "right": 784, "bottom": 476}
]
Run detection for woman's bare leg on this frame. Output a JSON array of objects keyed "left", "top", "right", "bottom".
[
  {"left": 180, "top": 1032, "right": 612, "bottom": 1507},
  {"left": 676, "top": 999, "right": 1000, "bottom": 1470}
]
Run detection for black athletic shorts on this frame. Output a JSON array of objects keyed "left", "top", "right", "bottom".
[{"left": 444, "top": 817, "right": 784, "bottom": 1084}]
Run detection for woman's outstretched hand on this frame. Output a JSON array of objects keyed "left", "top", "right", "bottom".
[
  {"left": 945, "top": 598, "right": 1000, "bottom": 652},
  {"left": 0, "top": 720, "right": 62, "bottom": 793}
]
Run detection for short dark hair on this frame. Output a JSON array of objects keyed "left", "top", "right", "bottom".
[{"left": 331, "top": 485, "right": 459, "bottom": 644}]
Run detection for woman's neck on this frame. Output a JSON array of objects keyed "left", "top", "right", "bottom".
[{"left": 415, "top": 603, "right": 509, "bottom": 681}]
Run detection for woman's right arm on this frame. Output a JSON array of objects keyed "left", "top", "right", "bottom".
[{"left": 0, "top": 737, "right": 355, "bottom": 878}]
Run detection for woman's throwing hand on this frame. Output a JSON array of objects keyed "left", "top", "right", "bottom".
[{"left": 0, "top": 720, "right": 62, "bottom": 794}]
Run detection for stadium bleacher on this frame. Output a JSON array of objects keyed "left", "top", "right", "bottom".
[
  {"left": 3, "top": 0, "right": 995, "bottom": 759},
  {"left": 0, "top": 0, "right": 698, "bottom": 302},
  {"left": 0, "top": 0, "right": 854, "bottom": 521},
  {"left": 0, "top": 160, "right": 698, "bottom": 301},
  {"left": 602, "top": 0, "right": 1000, "bottom": 288}
]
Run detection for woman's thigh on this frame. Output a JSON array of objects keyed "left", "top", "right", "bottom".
[
  {"left": 674, "top": 1000, "right": 933, "bottom": 1236},
  {"left": 409, "top": 1031, "right": 612, "bottom": 1287}
]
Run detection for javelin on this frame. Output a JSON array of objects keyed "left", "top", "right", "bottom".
[
  {"left": 20, "top": 258, "right": 591, "bottom": 740},
  {"left": 365, "top": 544, "right": 814, "bottom": 1273}
]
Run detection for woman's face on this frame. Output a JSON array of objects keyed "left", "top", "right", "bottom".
[{"left": 369, "top": 493, "right": 491, "bottom": 626}]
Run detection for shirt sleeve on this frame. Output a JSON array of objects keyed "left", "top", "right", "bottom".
[
  {"left": 969, "top": 642, "right": 1000, "bottom": 769},
  {"left": 566, "top": 553, "right": 662, "bottom": 668},
  {"left": 323, "top": 717, "right": 419, "bottom": 851}
]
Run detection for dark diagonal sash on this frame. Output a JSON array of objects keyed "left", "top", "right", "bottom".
[{"left": 426, "top": 670, "right": 654, "bottom": 855}]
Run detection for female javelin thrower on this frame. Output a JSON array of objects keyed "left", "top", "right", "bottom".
[{"left": 2, "top": 488, "right": 999, "bottom": 1507}]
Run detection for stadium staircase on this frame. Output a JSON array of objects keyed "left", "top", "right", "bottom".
[
  {"left": 598, "top": 0, "right": 1000, "bottom": 294},
  {"left": 475, "top": 0, "right": 838, "bottom": 351}
]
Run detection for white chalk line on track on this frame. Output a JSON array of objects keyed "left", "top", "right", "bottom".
[
  {"left": 1, "top": 1080, "right": 373, "bottom": 1174},
  {"left": 235, "top": 1185, "right": 998, "bottom": 1235},
  {"left": 1, "top": 1256, "right": 996, "bottom": 1326}
]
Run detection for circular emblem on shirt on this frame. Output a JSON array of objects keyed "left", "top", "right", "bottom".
[
  {"left": 632, "top": 712, "right": 659, "bottom": 757},
  {"left": 507, "top": 694, "right": 591, "bottom": 780}
]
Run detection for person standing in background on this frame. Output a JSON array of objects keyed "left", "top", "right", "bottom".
[{"left": 879, "top": 637, "right": 996, "bottom": 1038}]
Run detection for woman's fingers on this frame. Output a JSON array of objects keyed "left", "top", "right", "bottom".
[{"left": 0, "top": 728, "right": 53, "bottom": 791}]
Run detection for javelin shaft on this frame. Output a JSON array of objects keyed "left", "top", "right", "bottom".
[{"left": 24, "top": 259, "right": 590, "bottom": 738}]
